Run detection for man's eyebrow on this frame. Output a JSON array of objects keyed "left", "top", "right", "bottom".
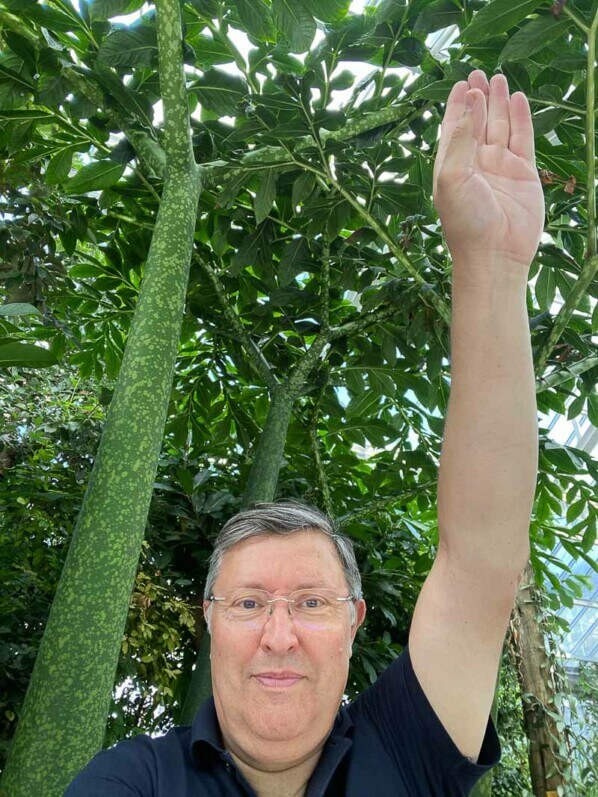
[{"left": 233, "top": 582, "right": 332, "bottom": 591}]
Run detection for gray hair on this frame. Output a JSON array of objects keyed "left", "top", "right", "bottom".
[{"left": 203, "top": 501, "right": 362, "bottom": 629}]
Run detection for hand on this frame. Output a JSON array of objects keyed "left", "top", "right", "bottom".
[{"left": 433, "top": 70, "right": 545, "bottom": 275}]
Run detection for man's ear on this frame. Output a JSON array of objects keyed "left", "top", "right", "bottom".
[
  {"left": 351, "top": 599, "right": 367, "bottom": 639},
  {"left": 203, "top": 600, "right": 212, "bottom": 634}
]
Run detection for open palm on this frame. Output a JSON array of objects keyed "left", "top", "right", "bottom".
[{"left": 433, "top": 70, "right": 545, "bottom": 273}]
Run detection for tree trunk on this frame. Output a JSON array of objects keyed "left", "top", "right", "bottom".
[
  {"left": 0, "top": 2, "right": 200, "bottom": 794},
  {"left": 509, "top": 561, "right": 571, "bottom": 797},
  {"left": 244, "top": 386, "right": 295, "bottom": 505},
  {"left": 181, "top": 385, "right": 296, "bottom": 717},
  {"left": 180, "top": 623, "right": 212, "bottom": 726}
]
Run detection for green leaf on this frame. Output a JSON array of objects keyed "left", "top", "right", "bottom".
[
  {"left": 292, "top": 171, "right": 316, "bottom": 208},
  {"left": 0, "top": 342, "right": 59, "bottom": 368},
  {"left": 272, "top": 0, "right": 316, "bottom": 53},
  {"left": 45, "top": 148, "right": 75, "bottom": 185},
  {"left": 192, "top": 69, "right": 248, "bottom": 115},
  {"left": 254, "top": 170, "right": 277, "bottom": 225},
  {"left": 389, "top": 37, "right": 427, "bottom": 67},
  {"left": 413, "top": 0, "right": 462, "bottom": 35},
  {"left": 278, "top": 237, "right": 310, "bottom": 285},
  {"left": 97, "top": 26, "right": 157, "bottom": 69},
  {"left": 65, "top": 160, "right": 126, "bottom": 194},
  {"left": 460, "top": 0, "right": 542, "bottom": 44},
  {"left": 588, "top": 392, "right": 598, "bottom": 428},
  {"left": 37, "top": 75, "right": 71, "bottom": 106},
  {"left": 0, "top": 303, "right": 40, "bottom": 317},
  {"left": 566, "top": 393, "right": 586, "bottom": 420},
  {"left": 233, "top": 0, "right": 276, "bottom": 40},
  {"left": 535, "top": 265, "right": 556, "bottom": 310},
  {"left": 566, "top": 498, "right": 586, "bottom": 524},
  {"left": 89, "top": 0, "right": 146, "bottom": 20},
  {"left": 414, "top": 79, "right": 453, "bottom": 102},
  {"left": 498, "top": 17, "right": 571, "bottom": 63},
  {"left": 300, "top": 0, "right": 350, "bottom": 22},
  {"left": 0, "top": 109, "right": 54, "bottom": 121},
  {"left": 190, "top": 35, "right": 234, "bottom": 68},
  {"left": 581, "top": 517, "right": 596, "bottom": 554}
]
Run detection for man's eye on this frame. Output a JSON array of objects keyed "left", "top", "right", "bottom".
[
  {"left": 234, "top": 598, "right": 261, "bottom": 610},
  {"left": 300, "top": 597, "right": 324, "bottom": 609}
]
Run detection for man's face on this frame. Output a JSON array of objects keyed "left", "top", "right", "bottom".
[{"left": 203, "top": 529, "right": 366, "bottom": 771}]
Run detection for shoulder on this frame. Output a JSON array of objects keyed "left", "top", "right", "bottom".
[
  {"left": 65, "top": 725, "right": 193, "bottom": 797},
  {"left": 347, "top": 645, "right": 500, "bottom": 778}
]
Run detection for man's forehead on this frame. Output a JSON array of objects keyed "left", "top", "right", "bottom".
[{"left": 216, "top": 529, "right": 344, "bottom": 586}]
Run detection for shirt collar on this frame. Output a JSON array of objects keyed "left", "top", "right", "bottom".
[
  {"left": 189, "top": 696, "right": 355, "bottom": 769},
  {"left": 190, "top": 696, "right": 225, "bottom": 766}
]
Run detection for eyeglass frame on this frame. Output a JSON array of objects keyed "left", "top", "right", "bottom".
[{"left": 207, "top": 587, "right": 356, "bottom": 625}]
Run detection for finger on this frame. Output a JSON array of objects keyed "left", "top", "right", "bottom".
[
  {"left": 441, "top": 90, "right": 481, "bottom": 176},
  {"left": 487, "top": 73, "right": 510, "bottom": 148},
  {"left": 509, "top": 91, "right": 535, "bottom": 162},
  {"left": 434, "top": 80, "right": 473, "bottom": 194},
  {"left": 467, "top": 69, "right": 490, "bottom": 99},
  {"left": 436, "top": 81, "right": 469, "bottom": 165}
]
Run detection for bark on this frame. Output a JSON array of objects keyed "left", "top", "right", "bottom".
[
  {"left": 180, "top": 623, "right": 212, "bottom": 726},
  {"left": 0, "top": 1, "right": 200, "bottom": 794},
  {"left": 243, "top": 386, "right": 295, "bottom": 506},
  {"left": 509, "top": 561, "right": 571, "bottom": 797}
]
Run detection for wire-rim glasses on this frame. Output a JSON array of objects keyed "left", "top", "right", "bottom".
[{"left": 208, "top": 588, "right": 354, "bottom": 630}]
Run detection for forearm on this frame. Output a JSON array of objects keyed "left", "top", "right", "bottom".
[{"left": 437, "top": 263, "right": 538, "bottom": 574}]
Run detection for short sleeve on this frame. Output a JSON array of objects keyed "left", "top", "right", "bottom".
[
  {"left": 349, "top": 643, "right": 501, "bottom": 795},
  {"left": 64, "top": 735, "right": 157, "bottom": 797}
]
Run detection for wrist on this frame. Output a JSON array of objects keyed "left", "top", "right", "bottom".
[{"left": 451, "top": 254, "right": 531, "bottom": 294}]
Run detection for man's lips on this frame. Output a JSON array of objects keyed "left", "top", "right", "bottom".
[{"left": 253, "top": 672, "right": 305, "bottom": 688}]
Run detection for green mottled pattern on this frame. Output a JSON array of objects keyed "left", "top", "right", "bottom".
[
  {"left": 0, "top": 167, "right": 201, "bottom": 797},
  {"left": 0, "top": 0, "right": 200, "bottom": 790},
  {"left": 182, "top": 388, "right": 295, "bottom": 715},
  {"left": 243, "top": 388, "right": 295, "bottom": 506}
]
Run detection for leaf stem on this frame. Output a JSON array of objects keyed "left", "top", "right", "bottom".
[
  {"left": 585, "top": 8, "right": 597, "bottom": 260},
  {"left": 561, "top": 4, "right": 590, "bottom": 33}
]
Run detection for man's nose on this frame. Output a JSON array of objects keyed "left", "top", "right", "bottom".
[{"left": 259, "top": 600, "right": 300, "bottom": 651}]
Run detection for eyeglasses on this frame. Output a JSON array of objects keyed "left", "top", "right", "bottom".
[{"left": 208, "top": 588, "right": 355, "bottom": 631}]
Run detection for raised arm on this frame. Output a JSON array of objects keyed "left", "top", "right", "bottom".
[{"left": 408, "top": 69, "right": 545, "bottom": 763}]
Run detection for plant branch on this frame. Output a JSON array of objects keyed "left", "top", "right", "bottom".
[
  {"left": 155, "top": 0, "right": 196, "bottom": 173},
  {"left": 534, "top": 251, "right": 598, "bottom": 378},
  {"left": 286, "top": 331, "right": 330, "bottom": 397},
  {"left": 535, "top": 355, "right": 598, "bottom": 393},
  {"left": 336, "top": 481, "right": 437, "bottom": 527},
  {"left": 329, "top": 302, "right": 400, "bottom": 340},
  {"left": 199, "top": 104, "right": 420, "bottom": 189},
  {"left": 321, "top": 237, "right": 331, "bottom": 331},
  {"left": 561, "top": 4, "right": 590, "bottom": 33},
  {"left": 585, "top": 7, "right": 598, "bottom": 260},
  {"left": 307, "top": 372, "right": 333, "bottom": 517},
  {"left": 533, "top": 9, "right": 598, "bottom": 375},
  {"left": 194, "top": 256, "right": 277, "bottom": 392},
  {"left": 527, "top": 97, "right": 587, "bottom": 116}
]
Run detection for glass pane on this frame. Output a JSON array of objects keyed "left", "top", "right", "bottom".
[
  {"left": 577, "top": 615, "right": 598, "bottom": 661},
  {"left": 567, "top": 607, "right": 597, "bottom": 652}
]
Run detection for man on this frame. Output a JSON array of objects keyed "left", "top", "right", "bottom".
[{"left": 66, "top": 68, "right": 544, "bottom": 795}]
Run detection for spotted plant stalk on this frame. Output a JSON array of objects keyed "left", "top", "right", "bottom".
[{"left": 0, "top": 1, "right": 201, "bottom": 795}]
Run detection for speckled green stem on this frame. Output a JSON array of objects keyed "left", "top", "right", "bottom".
[
  {"left": 243, "top": 386, "right": 296, "bottom": 505},
  {"left": 0, "top": 1, "right": 200, "bottom": 795}
]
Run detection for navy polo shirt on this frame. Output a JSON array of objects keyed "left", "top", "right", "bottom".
[{"left": 65, "top": 644, "right": 500, "bottom": 796}]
